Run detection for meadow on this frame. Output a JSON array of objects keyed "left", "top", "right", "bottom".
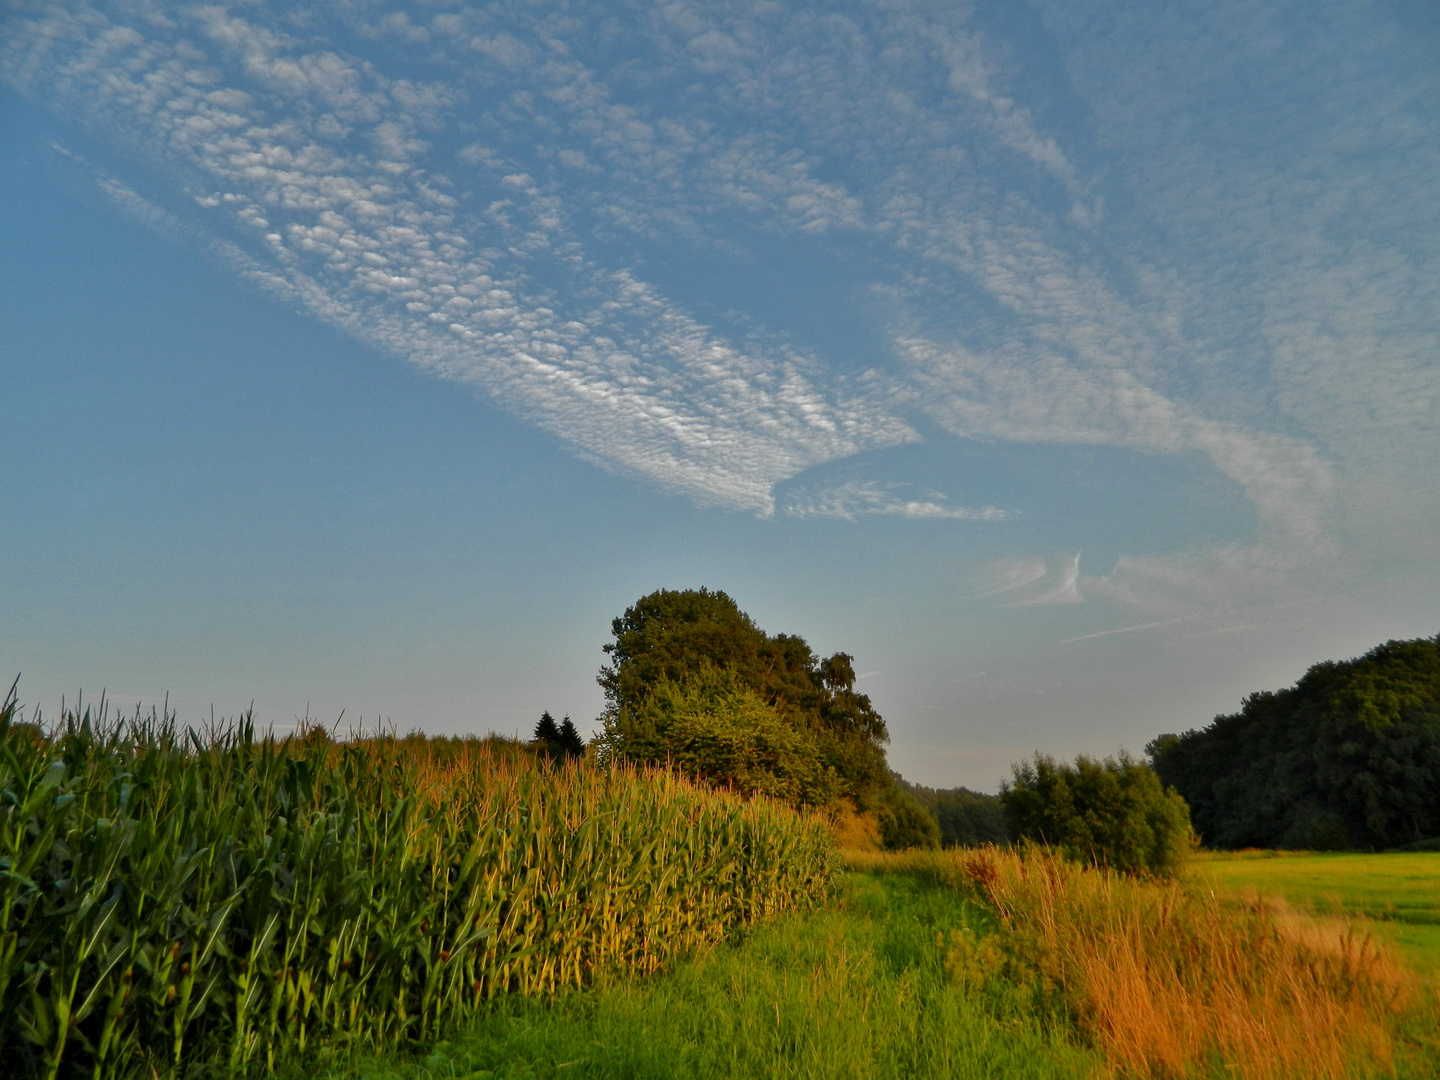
[
  {"left": 301, "top": 872, "right": 1099, "bottom": 1080},
  {"left": 309, "top": 849, "right": 1440, "bottom": 1080},
  {"left": 1196, "top": 850, "right": 1440, "bottom": 975}
]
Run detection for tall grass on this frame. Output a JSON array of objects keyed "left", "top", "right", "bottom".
[
  {"left": 0, "top": 690, "right": 834, "bottom": 1079},
  {"left": 295, "top": 872, "right": 1100, "bottom": 1080},
  {"left": 852, "top": 847, "right": 1422, "bottom": 1079}
]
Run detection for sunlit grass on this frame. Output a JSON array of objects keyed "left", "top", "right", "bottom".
[
  {"left": 852, "top": 847, "right": 1432, "bottom": 1079},
  {"left": 1195, "top": 850, "right": 1440, "bottom": 975},
  {"left": 296, "top": 872, "right": 1099, "bottom": 1080}
]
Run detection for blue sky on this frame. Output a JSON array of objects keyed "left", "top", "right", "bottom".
[{"left": 2, "top": 0, "right": 1437, "bottom": 790}]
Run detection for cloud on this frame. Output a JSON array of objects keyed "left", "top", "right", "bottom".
[
  {"left": 3, "top": 0, "right": 1433, "bottom": 612},
  {"left": 1, "top": 2, "right": 913, "bottom": 513},
  {"left": 783, "top": 480, "right": 1006, "bottom": 522},
  {"left": 1059, "top": 616, "right": 1197, "bottom": 645},
  {"left": 984, "top": 553, "right": 1083, "bottom": 606}
]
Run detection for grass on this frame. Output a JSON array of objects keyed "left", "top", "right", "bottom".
[
  {"left": 298, "top": 848, "right": 1440, "bottom": 1080},
  {"left": 295, "top": 871, "right": 1099, "bottom": 1080},
  {"left": 1194, "top": 851, "right": 1440, "bottom": 975},
  {"left": 854, "top": 847, "right": 1433, "bottom": 1080}
]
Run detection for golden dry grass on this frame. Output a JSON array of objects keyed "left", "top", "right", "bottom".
[{"left": 850, "top": 847, "right": 1422, "bottom": 1079}]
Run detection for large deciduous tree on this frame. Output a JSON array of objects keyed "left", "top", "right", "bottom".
[{"left": 594, "top": 588, "right": 933, "bottom": 846}]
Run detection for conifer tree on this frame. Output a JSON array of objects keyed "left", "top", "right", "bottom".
[
  {"left": 533, "top": 711, "right": 561, "bottom": 745},
  {"left": 557, "top": 716, "right": 586, "bottom": 758}
]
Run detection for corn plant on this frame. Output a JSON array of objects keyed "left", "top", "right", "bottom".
[{"left": 0, "top": 688, "right": 834, "bottom": 1078}]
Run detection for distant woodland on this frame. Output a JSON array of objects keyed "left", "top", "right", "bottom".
[{"left": 1148, "top": 635, "right": 1440, "bottom": 850}]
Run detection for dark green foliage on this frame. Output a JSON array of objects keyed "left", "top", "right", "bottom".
[
  {"left": 556, "top": 717, "right": 586, "bottom": 758},
  {"left": 597, "top": 664, "right": 842, "bottom": 806},
  {"left": 901, "top": 779, "right": 1009, "bottom": 847},
  {"left": 1001, "top": 752, "right": 1194, "bottom": 876},
  {"left": 531, "top": 712, "right": 585, "bottom": 760},
  {"left": 534, "top": 710, "right": 561, "bottom": 744},
  {"left": 1147, "top": 635, "right": 1440, "bottom": 850},
  {"left": 596, "top": 588, "right": 893, "bottom": 810},
  {"left": 874, "top": 784, "right": 941, "bottom": 851}
]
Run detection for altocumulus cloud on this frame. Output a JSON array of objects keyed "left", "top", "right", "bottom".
[{"left": 4, "top": 0, "right": 1435, "bottom": 622}]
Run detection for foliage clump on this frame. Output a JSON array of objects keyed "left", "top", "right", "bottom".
[
  {"left": 1147, "top": 634, "right": 1440, "bottom": 850},
  {"left": 531, "top": 710, "right": 585, "bottom": 759},
  {"left": 901, "top": 778, "right": 1008, "bottom": 847},
  {"left": 1000, "top": 751, "right": 1194, "bottom": 876},
  {"left": 593, "top": 587, "right": 936, "bottom": 847}
]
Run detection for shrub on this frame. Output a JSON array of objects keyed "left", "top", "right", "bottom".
[
  {"left": 593, "top": 664, "right": 842, "bottom": 807},
  {"left": 875, "top": 784, "right": 941, "bottom": 850},
  {"left": 1000, "top": 751, "right": 1194, "bottom": 875}
]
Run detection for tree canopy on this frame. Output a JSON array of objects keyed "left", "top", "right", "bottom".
[
  {"left": 1001, "top": 752, "right": 1194, "bottom": 876},
  {"left": 1147, "top": 635, "right": 1440, "bottom": 850},
  {"left": 595, "top": 588, "right": 891, "bottom": 802},
  {"left": 594, "top": 588, "right": 935, "bottom": 847},
  {"left": 901, "top": 779, "right": 1008, "bottom": 848}
]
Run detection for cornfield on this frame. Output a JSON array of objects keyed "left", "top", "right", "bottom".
[{"left": 0, "top": 690, "right": 835, "bottom": 1079}]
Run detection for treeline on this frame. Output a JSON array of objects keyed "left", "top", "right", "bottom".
[
  {"left": 897, "top": 777, "right": 1007, "bottom": 847},
  {"left": 1149, "top": 634, "right": 1440, "bottom": 850}
]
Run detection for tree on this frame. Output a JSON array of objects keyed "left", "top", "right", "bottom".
[
  {"left": 534, "top": 711, "right": 561, "bottom": 744},
  {"left": 594, "top": 588, "right": 931, "bottom": 844},
  {"left": 901, "top": 778, "right": 1009, "bottom": 847},
  {"left": 556, "top": 716, "right": 586, "bottom": 758},
  {"left": 1148, "top": 635, "right": 1440, "bottom": 850},
  {"left": 532, "top": 711, "right": 585, "bottom": 760},
  {"left": 1001, "top": 752, "right": 1194, "bottom": 876},
  {"left": 596, "top": 588, "right": 892, "bottom": 805},
  {"left": 599, "top": 663, "right": 841, "bottom": 805}
]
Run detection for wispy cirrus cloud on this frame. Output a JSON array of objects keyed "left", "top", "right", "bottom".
[{"left": 983, "top": 554, "right": 1083, "bottom": 607}]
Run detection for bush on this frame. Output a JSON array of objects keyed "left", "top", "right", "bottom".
[
  {"left": 1000, "top": 751, "right": 1194, "bottom": 876},
  {"left": 875, "top": 784, "right": 941, "bottom": 850},
  {"left": 593, "top": 664, "right": 843, "bottom": 807}
]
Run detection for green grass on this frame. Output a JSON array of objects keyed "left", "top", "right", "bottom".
[
  {"left": 298, "top": 872, "right": 1099, "bottom": 1080},
  {"left": 1193, "top": 851, "right": 1440, "bottom": 974}
]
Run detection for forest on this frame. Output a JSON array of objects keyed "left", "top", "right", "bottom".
[{"left": 1147, "top": 635, "right": 1440, "bottom": 850}]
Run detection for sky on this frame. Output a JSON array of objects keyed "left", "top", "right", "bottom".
[{"left": 1, "top": 0, "right": 1437, "bottom": 791}]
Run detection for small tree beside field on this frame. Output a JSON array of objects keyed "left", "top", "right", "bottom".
[{"left": 1001, "top": 751, "right": 1194, "bottom": 876}]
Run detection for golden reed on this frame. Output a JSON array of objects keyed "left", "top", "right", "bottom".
[{"left": 850, "top": 846, "right": 1422, "bottom": 1079}]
